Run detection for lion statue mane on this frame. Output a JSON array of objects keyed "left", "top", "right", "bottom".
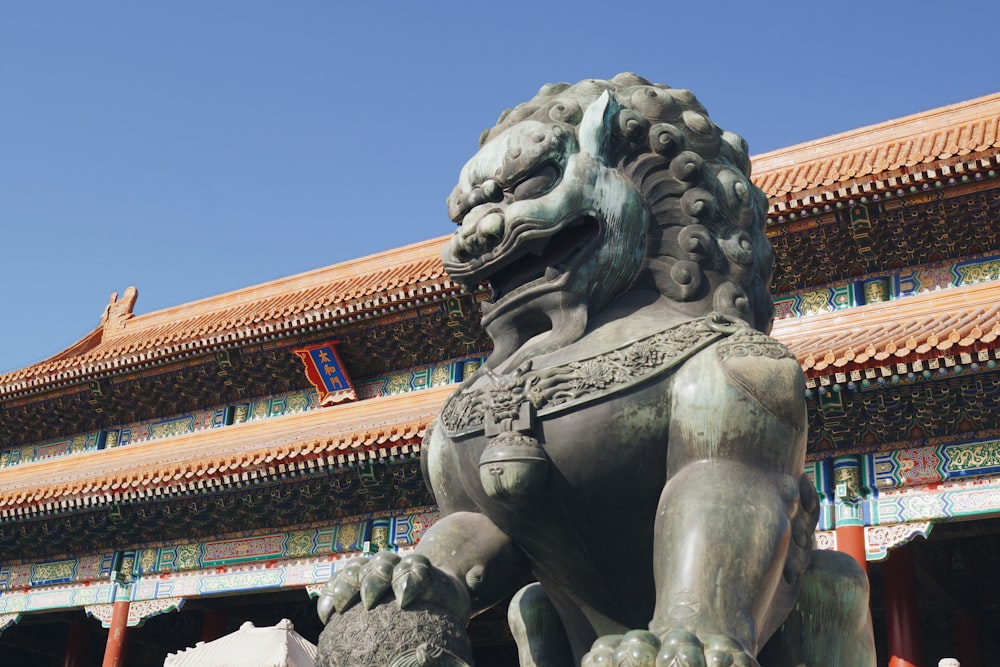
[{"left": 458, "top": 72, "right": 774, "bottom": 334}]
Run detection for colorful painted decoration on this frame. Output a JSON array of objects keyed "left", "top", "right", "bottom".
[{"left": 292, "top": 341, "right": 357, "bottom": 405}]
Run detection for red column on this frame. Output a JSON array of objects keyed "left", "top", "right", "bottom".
[
  {"left": 832, "top": 456, "right": 867, "bottom": 574},
  {"left": 954, "top": 612, "right": 983, "bottom": 667},
  {"left": 835, "top": 523, "right": 868, "bottom": 574},
  {"left": 101, "top": 600, "right": 131, "bottom": 667},
  {"left": 63, "top": 621, "right": 90, "bottom": 667},
  {"left": 884, "top": 544, "right": 922, "bottom": 667},
  {"left": 201, "top": 609, "right": 228, "bottom": 643}
]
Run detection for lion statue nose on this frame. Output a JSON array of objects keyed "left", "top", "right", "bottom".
[{"left": 452, "top": 208, "right": 505, "bottom": 261}]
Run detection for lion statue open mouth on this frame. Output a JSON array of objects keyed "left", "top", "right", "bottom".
[
  {"left": 441, "top": 74, "right": 774, "bottom": 371},
  {"left": 317, "top": 74, "right": 875, "bottom": 667}
]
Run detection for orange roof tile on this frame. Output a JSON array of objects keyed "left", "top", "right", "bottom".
[
  {"left": 9, "top": 278, "right": 1000, "bottom": 509},
  {"left": 0, "top": 384, "right": 453, "bottom": 517},
  {"left": 0, "top": 236, "right": 457, "bottom": 398},
  {"left": 752, "top": 92, "right": 1000, "bottom": 209},
  {"left": 5, "top": 94, "right": 1000, "bottom": 396},
  {"left": 773, "top": 281, "right": 1000, "bottom": 375}
]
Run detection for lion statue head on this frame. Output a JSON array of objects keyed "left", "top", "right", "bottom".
[{"left": 443, "top": 73, "right": 773, "bottom": 366}]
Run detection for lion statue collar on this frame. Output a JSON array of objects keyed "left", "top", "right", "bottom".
[{"left": 439, "top": 311, "right": 763, "bottom": 438}]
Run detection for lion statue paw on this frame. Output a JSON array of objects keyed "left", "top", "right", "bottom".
[
  {"left": 316, "top": 552, "right": 475, "bottom": 667},
  {"left": 582, "top": 629, "right": 758, "bottom": 667},
  {"left": 317, "top": 552, "right": 470, "bottom": 621}
]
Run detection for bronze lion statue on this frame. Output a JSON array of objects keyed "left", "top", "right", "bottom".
[{"left": 317, "top": 73, "right": 875, "bottom": 667}]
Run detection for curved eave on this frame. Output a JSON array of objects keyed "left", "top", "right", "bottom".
[
  {"left": 7, "top": 96, "right": 1000, "bottom": 396},
  {"left": 752, "top": 92, "right": 1000, "bottom": 214},
  {"left": 0, "top": 384, "right": 453, "bottom": 518},
  {"left": 7, "top": 279, "right": 1000, "bottom": 513},
  {"left": 774, "top": 281, "right": 1000, "bottom": 375},
  {"left": 0, "top": 236, "right": 457, "bottom": 400}
]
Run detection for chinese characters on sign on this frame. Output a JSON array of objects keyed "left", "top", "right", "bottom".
[{"left": 293, "top": 341, "right": 357, "bottom": 405}]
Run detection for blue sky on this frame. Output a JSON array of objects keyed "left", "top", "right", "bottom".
[{"left": 1, "top": 2, "right": 995, "bottom": 372}]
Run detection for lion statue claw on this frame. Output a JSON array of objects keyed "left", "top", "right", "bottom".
[
  {"left": 582, "top": 630, "right": 758, "bottom": 667},
  {"left": 317, "top": 74, "right": 875, "bottom": 667}
]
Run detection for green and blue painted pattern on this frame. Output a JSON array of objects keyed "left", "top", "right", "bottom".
[
  {"left": 133, "top": 507, "right": 440, "bottom": 576},
  {"left": 0, "top": 432, "right": 100, "bottom": 468},
  {"left": 803, "top": 440, "right": 1000, "bottom": 531},
  {"left": 871, "top": 438, "right": 1000, "bottom": 490},
  {"left": 0, "top": 355, "right": 486, "bottom": 469},
  {"left": 0, "top": 553, "right": 114, "bottom": 591},
  {"left": 774, "top": 252, "right": 1000, "bottom": 319}
]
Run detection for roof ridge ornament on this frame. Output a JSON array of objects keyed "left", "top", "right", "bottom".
[{"left": 100, "top": 286, "right": 138, "bottom": 339}]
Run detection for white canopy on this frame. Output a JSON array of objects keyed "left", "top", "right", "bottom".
[{"left": 164, "top": 618, "right": 317, "bottom": 667}]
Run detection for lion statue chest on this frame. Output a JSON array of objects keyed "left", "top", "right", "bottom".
[{"left": 427, "top": 311, "right": 731, "bottom": 624}]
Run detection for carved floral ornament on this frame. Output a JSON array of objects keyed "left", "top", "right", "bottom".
[
  {"left": 441, "top": 315, "right": 793, "bottom": 436},
  {"left": 813, "top": 522, "right": 933, "bottom": 561},
  {"left": 85, "top": 597, "right": 185, "bottom": 628}
]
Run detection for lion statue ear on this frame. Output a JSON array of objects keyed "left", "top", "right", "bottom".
[{"left": 578, "top": 90, "right": 620, "bottom": 165}]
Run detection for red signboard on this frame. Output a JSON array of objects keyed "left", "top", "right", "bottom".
[{"left": 292, "top": 341, "right": 357, "bottom": 405}]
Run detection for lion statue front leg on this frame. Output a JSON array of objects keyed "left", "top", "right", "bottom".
[
  {"left": 759, "top": 549, "right": 876, "bottom": 666},
  {"left": 316, "top": 507, "right": 537, "bottom": 666},
  {"left": 580, "top": 340, "right": 853, "bottom": 667}
]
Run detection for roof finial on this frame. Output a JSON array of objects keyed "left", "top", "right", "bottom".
[{"left": 101, "top": 286, "right": 138, "bottom": 338}]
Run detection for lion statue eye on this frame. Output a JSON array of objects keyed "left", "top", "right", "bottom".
[
  {"left": 481, "top": 179, "right": 503, "bottom": 203},
  {"left": 511, "top": 164, "right": 561, "bottom": 201}
]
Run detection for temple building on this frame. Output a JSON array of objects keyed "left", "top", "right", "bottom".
[{"left": 1, "top": 92, "right": 999, "bottom": 666}]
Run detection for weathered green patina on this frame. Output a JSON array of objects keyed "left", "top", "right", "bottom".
[{"left": 317, "top": 74, "right": 875, "bottom": 667}]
